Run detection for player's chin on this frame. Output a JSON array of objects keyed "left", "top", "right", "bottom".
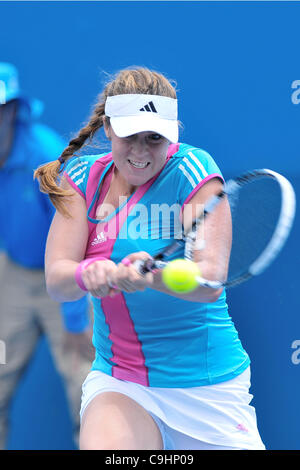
[{"left": 125, "top": 162, "right": 164, "bottom": 185}]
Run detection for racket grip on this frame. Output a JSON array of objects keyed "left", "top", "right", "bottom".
[
  {"left": 133, "top": 258, "right": 168, "bottom": 275},
  {"left": 133, "top": 259, "right": 155, "bottom": 275},
  {"left": 107, "top": 281, "right": 118, "bottom": 290}
]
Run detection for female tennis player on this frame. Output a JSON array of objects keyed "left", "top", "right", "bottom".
[{"left": 35, "top": 67, "right": 265, "bottom": 450}]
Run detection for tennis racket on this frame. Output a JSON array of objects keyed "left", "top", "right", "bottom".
[{"left": 134, "top": 169, "right": 296, "bottom": 289}]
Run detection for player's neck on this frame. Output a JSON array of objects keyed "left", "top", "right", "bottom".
[{"left": 112, "top": 167, "right": 137, "bottom": 196}]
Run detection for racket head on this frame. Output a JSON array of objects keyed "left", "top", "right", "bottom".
[{"left": 190, "top": 169, "right": 296, "bottom": 289}]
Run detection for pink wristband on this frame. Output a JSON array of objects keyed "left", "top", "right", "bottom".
[
  {"left": 75, "top": 257, "right": 107, "bottom": 291},
  {"left": 121, "top": 257, "right": 131, "bottom": 267}
]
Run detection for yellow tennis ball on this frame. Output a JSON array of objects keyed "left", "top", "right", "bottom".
[{"left": 162, "top": 259, "right": 201, "bottom": 293}]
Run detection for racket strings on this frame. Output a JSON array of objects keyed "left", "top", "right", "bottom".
[{"left": 226, "top": 177, "right": 282, "bottom": 284}]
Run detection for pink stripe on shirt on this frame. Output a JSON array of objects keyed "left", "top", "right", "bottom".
[
  {"left": 101, "top": 295, "right": 150, "bottom": 385},
  {"left": 63, "top": 172, "right": 85, "bottom": 199}
]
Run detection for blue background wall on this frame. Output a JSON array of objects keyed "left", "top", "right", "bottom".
[{"left": 0, "top": 1, "right": 299, "bottom": 450}]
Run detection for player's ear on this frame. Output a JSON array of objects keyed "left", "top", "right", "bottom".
[{"left": 103, "top": 116, "right": 112, "bottom": 141}]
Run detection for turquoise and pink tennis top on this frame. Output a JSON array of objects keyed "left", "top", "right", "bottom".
[{"left": 64, "top": 143, "right": 250, "bottom": 387}]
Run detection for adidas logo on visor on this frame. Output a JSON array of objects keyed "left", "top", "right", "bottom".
[{"left": 139, "top": 101, "right": 157, "bottom": 113}]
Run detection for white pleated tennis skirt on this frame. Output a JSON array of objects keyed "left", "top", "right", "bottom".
[{"left": 80, "top": 366, "right": 265, "bottom": 450}]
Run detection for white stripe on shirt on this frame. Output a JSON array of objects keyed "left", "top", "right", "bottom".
[
  {"left": 178, "top": 164, "right": 196, "bottom": 188},
  {"left": 70, "top": 166, "right": 88, "bottom": 181},
  {"left": 188, "top": 152, "right": 209, "bottom": 178},
  {"left": 182, "top": 156, "right": 202, "bottom": 183},
  {"left": 74, "top": 175, "right": 86, "bottom": 186},
  {"left": 68, "top": 161, "right": 89, "bottom": 176}
]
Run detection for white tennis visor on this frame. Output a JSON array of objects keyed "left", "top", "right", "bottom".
[{"left": 105, "top": 94, "right": 178, "bottom": 143}]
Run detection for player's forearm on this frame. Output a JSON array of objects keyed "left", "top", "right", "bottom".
[
  {"left": 46, "top": 260, "right": 86, "bottom": 302},
  {"left": 151, "top": 268, "right": 222, "bottom": 303}
]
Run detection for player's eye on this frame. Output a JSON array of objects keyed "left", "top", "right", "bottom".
[{"left": 148, "top": 133, "right": 162, "bottom": 142}]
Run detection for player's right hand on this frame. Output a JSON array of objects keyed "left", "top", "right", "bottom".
[{"left": 80, "top": 259, "right": 120, "bottom": 298}]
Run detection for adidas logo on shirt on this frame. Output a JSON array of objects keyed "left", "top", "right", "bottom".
[
  {"left": 139, "top": 101, "right": 157, "bottom": 113},
  {"left": 91, "top": 232, "right": 106, "bottom": 246}
]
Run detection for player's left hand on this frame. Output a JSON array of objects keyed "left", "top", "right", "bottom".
[{"left": 110, "top": 252, "right": 153, "bottom": 293}]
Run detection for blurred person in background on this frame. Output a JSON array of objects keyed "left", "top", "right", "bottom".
[{"left": 0, "top": 62, "right": 94, "bottom": 449}]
